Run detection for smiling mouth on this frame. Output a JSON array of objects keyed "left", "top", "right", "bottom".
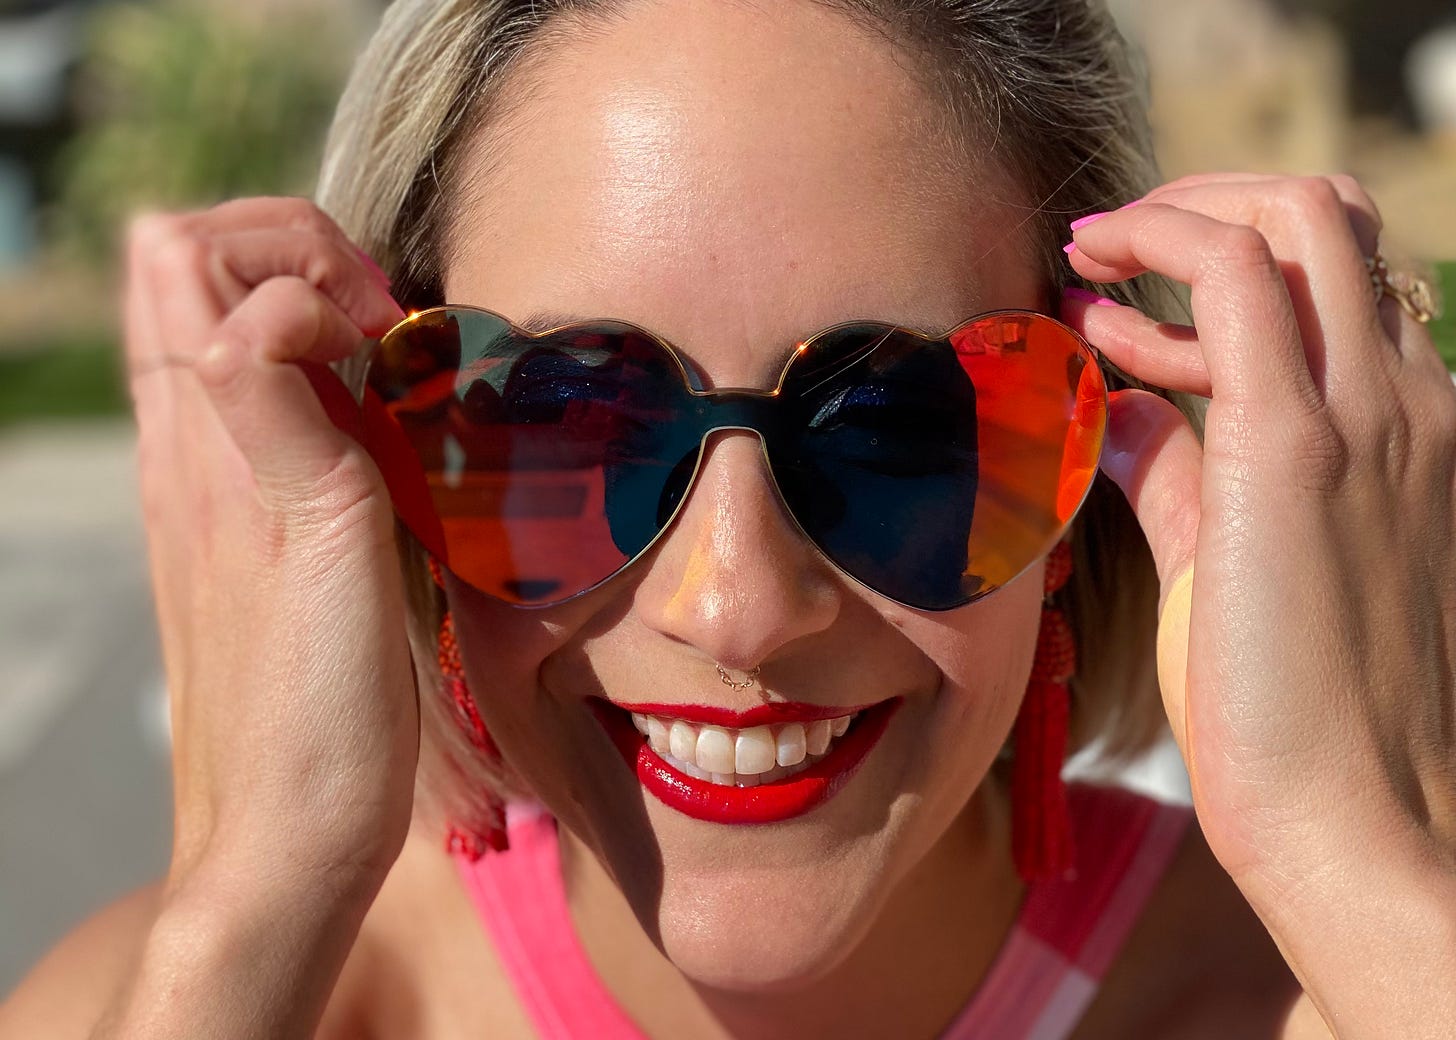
[{"left": 592, "top": 697, "right": 902, "bottom": 824}]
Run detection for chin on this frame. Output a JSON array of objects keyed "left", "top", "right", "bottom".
[
  {"left": 641, "top": 811, "right": 900, "bottom": 992},
  {"left": 539, "top": 673, "right": 1002, "bottom": 993}
]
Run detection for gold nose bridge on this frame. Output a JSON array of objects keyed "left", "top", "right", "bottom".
[
  {"left": 656, "top": 426, "right": 809, "bottom": 592},
  {"left": 681, "top": 426, "right": 780, "bottom": 519}
]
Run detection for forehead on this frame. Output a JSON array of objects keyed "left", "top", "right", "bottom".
[{"left": 443, "top": 0, "right": 1042, "bottom": 383}]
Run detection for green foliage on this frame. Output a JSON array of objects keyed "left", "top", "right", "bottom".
[
  {"left": 1432, "top": 262, "right": 1455, "bottom": 372},
  {"left": 0, "top": 338, "right": 126, "bottom": 426},
  {"left": 47, "top": 2, "right": 350, "bottom": 265}
]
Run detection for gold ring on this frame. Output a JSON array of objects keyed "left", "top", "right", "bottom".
[
  {"left": 1366, "top": 253, "right": 1438, "bottom": 324},
  {"left": 127, "top": 352, "right": 197, "bottom": 377}
]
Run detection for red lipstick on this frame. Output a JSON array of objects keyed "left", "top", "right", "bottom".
[
  {"left": 614, "top": 700, "right": 881, "bottom": 727},
  {"left": 593, "top": 698, "right": 901, "bottom": 824}
]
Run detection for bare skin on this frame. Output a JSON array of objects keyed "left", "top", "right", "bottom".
[
  {"left": 431, "top": 8, "right": 1046, "bottom": 1032},
  {"left": 312, "top": 820, "right": 1304, "bottom": 1040},
  {"left": 3, "top": 0, "right": 1453, "bottom": 1037},
  {"left": 0, "top": 821, "right": 1303, "bottom": 1039}
]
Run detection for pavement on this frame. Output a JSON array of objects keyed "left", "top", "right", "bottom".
[{"left": 0, "top": 420, "right": 170, "bottom": 997}]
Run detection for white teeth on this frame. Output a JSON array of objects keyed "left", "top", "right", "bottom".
[
  {"left": 682, "top": 760, "right": 710, "bottom": 780},
  {"left": 696, "top": 726, "right": 736, "bottom": 774},
  {"left": 656, "top": 748, "right": 833, "bottom": 788},
  {"left": 626, "top": 709, "right": 867, "bottom": 787},
  {"left": 669, "top": 719, "right": 697, "bottom": 762},
  {"left": 734, "top": 726, "right": 777, "bottom": 775},
  {"left": 806, "top": 719, "right": 833, "bottom": 756},
  {"left": 776, "top": 723, "right": 807, "bottom": 767}
]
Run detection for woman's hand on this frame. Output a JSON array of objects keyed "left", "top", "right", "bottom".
[
  {"left": 1060, "top": 174, "right": 1456, "bottom": 1037},
  {"left": 124, "top": 196, "right": 415, "bottom": 899}
]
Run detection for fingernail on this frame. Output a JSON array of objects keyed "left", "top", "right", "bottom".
[
  {"left": 1062, "top": 241, "right": 1078, "bottom": 255},
  {"left": 1099, "top": 392, "right": 1138, "bottom": 487},
  {"left": 380, "top": 299, "right": 408, "bottom": 330},
  {"left": 1069, "top": 211, "right": 1111, "bottom": 231},
  {"left": 354, "top": 246, "right": 392, "bottom": 289},
  {"left": 1099, "top": 389, "right": 1154, "bottom": 486},
  {"left": 1062, "top": 287, "right": 1120, "bottom": 308},
  {"left": 301, "top": 361, "right": 365, "bottom": 441}
]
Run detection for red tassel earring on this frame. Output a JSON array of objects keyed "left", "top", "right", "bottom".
[
  {"left": 1011, "top": 540, "right": 1076, "bottom": 884},
  {"left": 429, "top": 557, "right": 510, "bottom": 858}
]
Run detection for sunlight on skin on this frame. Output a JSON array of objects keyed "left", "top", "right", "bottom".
[{"left": 437, "top": 2, "right": 1051, "bottom": 1036}]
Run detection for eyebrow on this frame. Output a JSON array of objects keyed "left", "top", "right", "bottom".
[{"left": 515, "top": 311, "right": 598, "bottom": 335}]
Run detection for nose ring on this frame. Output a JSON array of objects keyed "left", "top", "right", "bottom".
[{"left": 717, "top": 663, "right": 761, "bottom": 691}]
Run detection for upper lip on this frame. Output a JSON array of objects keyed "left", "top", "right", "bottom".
[{"left": 607, "top": 698, "right": 882, "bottom": 728}]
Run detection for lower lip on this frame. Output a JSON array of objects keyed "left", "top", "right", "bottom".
[{"left": 595, "top": 699, "right": 901, "bottom": 824}]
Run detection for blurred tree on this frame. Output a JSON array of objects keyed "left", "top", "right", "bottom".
[{"left": 45, "top": 0, "right": 350, "bottom": 266}]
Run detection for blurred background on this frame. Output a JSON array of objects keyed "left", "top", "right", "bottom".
[{"left": 1, "top": 0, "right": 1453, "bottom": 996}]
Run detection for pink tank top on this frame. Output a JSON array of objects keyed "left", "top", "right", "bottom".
[{"left": 453, "top": 782, "right": 1194, "bottom": 1039}]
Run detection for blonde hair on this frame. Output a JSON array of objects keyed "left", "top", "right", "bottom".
[{"left": 315, "top": 0, "right": 1201, "bottom": 840}]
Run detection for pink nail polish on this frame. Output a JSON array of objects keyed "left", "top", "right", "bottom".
[
  {"left": 353, "top": 246, "right": 393, "bottom": 289},
  {"left": 1069, "top": 211, "right": 1111, "bottom": 231},
  {"left": 1062, "top": 242, "right": 1078, "bottom": 255},
  {"left": 1062, "top": 287, "right": 1120, "bottom": 307}
]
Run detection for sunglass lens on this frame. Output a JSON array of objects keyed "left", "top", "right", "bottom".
[
  {"left": 771, "top": 314, "right": 1104, "bottom": 610},
  {"left": 364, "top": 308, "right": 699, "bottom": 605},
  {"left": 770, "top": 326, "right": 981, "bottom": 609}
]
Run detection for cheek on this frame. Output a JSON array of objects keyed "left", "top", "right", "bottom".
[
  {"left": 444, "top": 584, "right": 674, "bottom": 897},
  {"left": 443, "top": 580, "right": 669, "bottom": 860},
  {"left": 444, "top": 583, "right": 596, "bottom": 790},
  {"left": 447, "top": 584, "right": 569, "bottom": 695},
  {"left": 892, "top": 583, "right": 1043, "bottom": 786}
]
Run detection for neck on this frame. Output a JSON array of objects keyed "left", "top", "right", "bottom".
[{"left": 562, "top": 771, "right": 1025, "bottom": 1040}]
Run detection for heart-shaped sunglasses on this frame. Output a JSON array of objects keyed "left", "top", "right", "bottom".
[{"left": 349, "top": 305, "right": 1106, "bottom": 611}]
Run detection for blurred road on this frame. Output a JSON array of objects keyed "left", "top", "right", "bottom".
[{"left": 0, "top": 421, "right": 169, "bottom": 996}]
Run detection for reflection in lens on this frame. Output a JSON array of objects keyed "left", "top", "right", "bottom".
[
  {"left": 366, "top": 309, "right": 696, "bottom": 605},
  {"left": 367, "top": 307, "right": 1105, "bottom": 611},
  {"left": 772, "top": 315, "right": 1104, "bottom": 610},
  {"left": 773, "top": 328, "right": 979, "bottom": 609}
]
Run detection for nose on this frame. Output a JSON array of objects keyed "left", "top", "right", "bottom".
[{"left": 632, "top": 431, "right": 843, "bottom": 669}]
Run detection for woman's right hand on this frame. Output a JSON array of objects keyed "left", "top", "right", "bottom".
[{"left": 124, "top": 196, "right": 417, "bottom": 900}]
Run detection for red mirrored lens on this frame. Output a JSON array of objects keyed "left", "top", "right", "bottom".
[
  {"left": 364, "top": 308, "right": 697, "bottom": 605},
  {"left": 771, "top": 312, "right": 1105, "bottom": 608},
  {"left": 951, "top": 311, "right": 1105, "bottom": 596}
]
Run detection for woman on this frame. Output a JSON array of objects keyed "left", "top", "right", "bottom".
[{"left": 3, "top": 0, "right": 1452, "bottom": 1036}]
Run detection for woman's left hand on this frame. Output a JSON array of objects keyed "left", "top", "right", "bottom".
[{"left": 1060, "top": 173, "right": 1456, "bottom": 1038}]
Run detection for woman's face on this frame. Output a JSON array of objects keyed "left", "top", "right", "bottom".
[{"left": 443, "top": 0, "right": 1047, "bottom": 989}]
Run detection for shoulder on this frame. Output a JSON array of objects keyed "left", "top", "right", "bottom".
[
  {"left": 321, "top": 827, "right": 539, "bottom": 1040},
  {"left": 0, "top": 881, "right": 162, "bottom": 1036},
  {"left": 1071, "top": 791, "right": 1308, "bottom": 1039}
]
